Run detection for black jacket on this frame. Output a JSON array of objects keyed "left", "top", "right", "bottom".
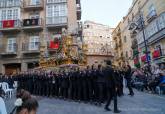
[{"left": 104, "top": 66, "right": 117, "bottom": 89}]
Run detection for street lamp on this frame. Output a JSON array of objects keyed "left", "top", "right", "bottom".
[{"left": 129, "top": 10, "right": 151, "bottom": 72}]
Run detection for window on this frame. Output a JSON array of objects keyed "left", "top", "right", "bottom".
[
  {"left": 0, "top": 8, "right": 20, "bottom": 20},
  {"left": 126, "top": 51, "right": 128, "bottom": 58},
  {"left": 31, "top": 0, "right": 40, "bottom": 5},
  {"left": 46, "top": 4, "right": 67, "bottom": 24},
  {"left": 132, "top": 13, "right": 134, "bottom": 21},
  {"left": 2, "top": 10, "right": 6, "bottom": 20},
  {"left": 148, "top": 4, "right": 156, "bottom": 18},
  {"left": 128, "top": 18, "right": 130, "bottom": 24},
  {"left": 7, "top": 38, "right": 16, "bottom": 52},
  {"left": 7, "top": 10, "right": 12, "bottom": 20},
  {"left": 13, "top": 9, "right": 18, "bottom": 19},
  {"left": 29, "top": 36, "right": 39, "bottom": 50},
  {"left": 157, "top": 15, "right": 165, "bottom": 30},
  {"left": 46, "top": 4, "right": 67, "bottom": 17},
  {"left": 30, "top": 12, "right": 40, "bottom": 19},
  {"left": 0, "top": 0, "right": 6, "bottom": 7},
  {"left": 149, "top": 4, "right": 156, "bottom": 13},
  {"left": 1, "top": 0, "right": 20, "bottom": 7},
  {"left": 124, "top": 36, "right": 127, "bottom": 43}
]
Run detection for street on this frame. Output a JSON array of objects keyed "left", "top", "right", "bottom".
[{"left": 5, "top": 89, "right": 165, "bottom": 114}]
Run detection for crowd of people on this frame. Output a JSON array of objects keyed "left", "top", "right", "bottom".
[
  {"left": 132, "top": 64, "right": 165, "bottom": 94},
  {"left": 0, "top": 62, "right": 135, "bottom": 113},
  {"left": 1, "top": 62, "right": 164, "bottom": 114}
]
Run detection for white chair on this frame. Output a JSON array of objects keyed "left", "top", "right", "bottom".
[
  {"left": 0, "top": 97, "right": 7, "bottom": 114},
  {"left": 2, "top": 82, "right": 14, "bottom": 98},
  {"left": 13, "top": 81, "right": 18, "bottom": 90}
]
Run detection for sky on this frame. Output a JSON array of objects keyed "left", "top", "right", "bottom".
[{"left": 81, "top": 0, "right": 133, "bottom": 28}]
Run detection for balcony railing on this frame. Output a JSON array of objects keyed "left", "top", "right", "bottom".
[
  {"left": 23, "top": 18, "right": 43, "bottom": 30},
  {"left": 22, "top": 43, "right": 40, "bottom": 54},
  {"left": 46, "top": 0, "right": 67, "bottom": 4},
  {"left": 46, "top": 16, "right": 67, "bottom": 27},
  {"left": 147, "top": 10, "right": 157, "bottom": 23},
  {"left": 0, "top": 44, "right": 17, "bottom": 55},
  {"left": 0, "top": 19, "right": 21, "bottom": 31},
  {"left": 23, "top": 0, "right": 43, "bottom": 10}
]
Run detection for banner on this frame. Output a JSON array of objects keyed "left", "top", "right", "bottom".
[
  {"left": 49, "top": 40, "right": 59, "bottom": 49},
  {"left": 141, "top": 55, "right": 146, "bottom": 62},
  {"left": 152, "top": 50, "right": 160, "bottom": 59},
  {"left": 2, "top": 20, "right": 15, "bottom": 28}
]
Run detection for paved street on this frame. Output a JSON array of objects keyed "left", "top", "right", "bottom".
[{"left": 5, "top": 89, "right": 165, "bottom": 114}]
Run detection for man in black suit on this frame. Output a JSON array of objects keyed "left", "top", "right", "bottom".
[
  {"left": 96, "top": 64, "right": 105, "bottom": 105},
  {"left": 125, "top": 65, "right": 134, "bottom": 96},
  {"left": 104, "top": 61, "right": 121, "bottom": 113}
]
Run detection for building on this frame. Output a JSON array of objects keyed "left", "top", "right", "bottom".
[
  {"left": 83, "top": 21, "right": 114, "bottom": 66},
  {"left": 112, "top": 0, "right": 165, "bottom": 68},
  {"left": 0, "top": 0, "right": 82, "bottom": 74},
  {"left": 133, "top": 0, "right": 165, "bottom": 67},
  {"left": 112, "top": 22, "right": 125, "bottom": 67}
]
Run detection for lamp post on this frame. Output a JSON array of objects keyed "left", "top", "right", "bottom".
[{"left": 129, "top": 10, "right": 151, "bottom": 72}]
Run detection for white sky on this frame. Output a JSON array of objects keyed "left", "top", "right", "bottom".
[{"left": 81, "top": 0, "right": 133, "bottom": 28}]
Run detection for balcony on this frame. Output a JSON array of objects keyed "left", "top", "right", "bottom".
[
  {"left": 23, "top": 0, "right": 43, "bottom": 10},
  {"left": 131, "top": 39, "right": 138, "bottom": 49},
  {"left": 147, "top": 10, "right": 157, "bottom": 23},
  {"left": 78, "top": 21, "right": 83, "bottom": 32},
  {"left": 77, "top": 4, "right": 81, "bottom": 20},
  {"left": 46, "top": 16, "right": 67, "bottom": 28},
  {"left": 22, "top": 43, "right": 40, "bottom": 54},
  {"left": 22, "top": 18, "right": 43, "bottom": 31},
  {"left": 0, "top": 20, "right": 21, "bottom": 32},
  {"left": 0, "top": 44, "right": 17, "bottom": 56}
]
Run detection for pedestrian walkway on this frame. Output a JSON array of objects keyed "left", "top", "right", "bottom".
[{"left": 5, "top": 89, "right": 165, "bottom": 114}]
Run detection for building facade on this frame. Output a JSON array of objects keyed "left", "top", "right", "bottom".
[
  {"left": 113, "top": 0, "right": 165, "bottom": 68},
  {"left": 83, "top": 21, "right": 114, "bottom": 66},
  {"left": 0, "top": 0, "right": 82, "bottom": 74},
  {"left": 112, "top": 22, "right": 125, "bottom": 67}
]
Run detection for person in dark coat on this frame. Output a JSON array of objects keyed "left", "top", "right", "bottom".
[
  {"left": 125, "top": 65, "right": 134, "bottom": 96},
  {"left": 104, "top": 61, "right": 121, "bottom": 113},
  {"left": 96, "top": 64, "right": 105, "bottom": 105}
]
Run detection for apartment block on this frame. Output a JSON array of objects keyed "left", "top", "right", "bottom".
[
  {"left": 0, "top": 0, "right": 82, "bottom": 74},
  {"left": 113, "top": 0, "right": 165, "bottom": 68},
  {"left": 83, "top": 21, "right": 114, "bottom": 66}
]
